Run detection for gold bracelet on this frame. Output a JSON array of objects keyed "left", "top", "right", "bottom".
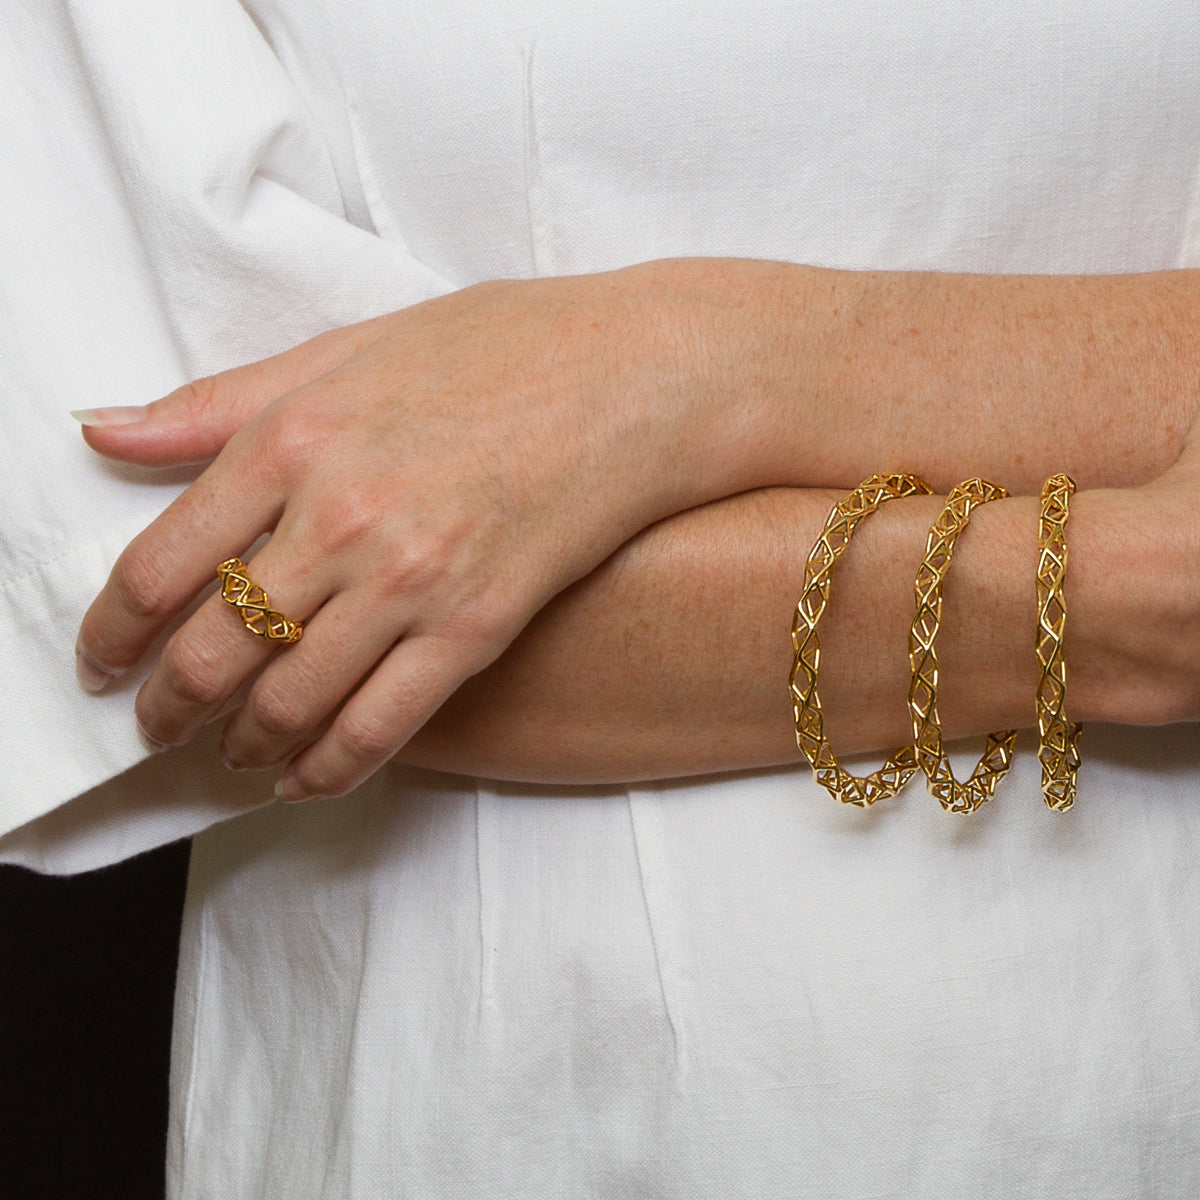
[
  {"left": 908, "top": 478, "right": 1018, "bottom": 813},
  {"left": 1036, "top": 473, "right": 1082, "bottom": 810},
  {"left": 790, "top": 472, "right": 934, "bottom": 807}
]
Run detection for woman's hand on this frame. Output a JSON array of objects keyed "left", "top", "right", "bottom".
[
  {"left": 74, "top": 269, "right": 749, "bottom": 802},
  {"left": 75, "top": 260, "right": 1200, "bottom": 795}
]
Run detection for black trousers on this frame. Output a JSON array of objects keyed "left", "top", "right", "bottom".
[{"left": 0, "top": 840, "right": 189, "bottom": 1200}]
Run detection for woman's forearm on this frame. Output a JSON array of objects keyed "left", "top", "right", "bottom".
[
  {"left": 642, "top": 260, "right": 1200, "bottom": 495},
  {"left": 78, "top": 261, "right": 1200, "bottom": 798},
  {"left": 400, "top": 261, "right": 1200, "bottom": 786},
  {"left": 400, "top": 481, "right": 1155, "bottom": 784}
]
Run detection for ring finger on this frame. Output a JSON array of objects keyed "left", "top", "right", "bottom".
[{"left": 134, "top": 546, "right": 330, "bottom": 749}]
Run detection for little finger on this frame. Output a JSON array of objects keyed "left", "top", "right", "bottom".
[
  {"left": 274, "top": 633, "right": 472, "bottom": 802},
  {"left": 219, "top": 592, "right": 411, "bottom": 771}
]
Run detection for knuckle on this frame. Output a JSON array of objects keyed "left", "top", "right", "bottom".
[
  {"left": 247, "top": 683, "right": 314, "bottom": 743},
  {"left": 335, "top": 712, "right": 398, "bottom": 765},
  {"left": 253, "top": 408, "right": 320, "bottom": 480},
  {"left": 111, "top": 547, "right": 173, "bottom": 623},
  {"left": 170, "top": 374, "right": 221, "bottom": 420},
  {"left": 313, "top": 486, "right": 386, "bottom": 557},
  {"left": 159, "top": 636, "right": 228, "bottom": 708},
  {"left": 373, "top": 537, "right": 443, "bottom": 597}
]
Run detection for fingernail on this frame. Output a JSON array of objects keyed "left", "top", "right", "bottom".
[
  {"left": 137, "top": 725, "right": 170, "bottom": 754},
  {"left": 220, "top": 744, "right": 249, "bottom": 773},
  {"left": 75, "top": 650, "right": 114, "bottom": 692},
  {"left": 70, "top": 405, "right": 149, "bottom": 427},
  {"left": 74, "top": 639, "right": 127, "bottom": 692},
  {"left": 274, "top": 776, "right": 315, "bottom": 804}
]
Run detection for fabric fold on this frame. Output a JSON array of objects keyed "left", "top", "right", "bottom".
[{"left": 0, "top": 1, "right": 452, "bottom": 868}]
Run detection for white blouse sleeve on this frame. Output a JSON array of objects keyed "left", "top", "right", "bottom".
[{"left": 0, "top": 1, "right": 451, "bottom": 872}]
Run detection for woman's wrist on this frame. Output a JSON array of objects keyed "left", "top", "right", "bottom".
[
  {"left": 1065, "top": 482, "right": 1200, "bottom": 728},
  {"left": 627, "top": 258, "right": 1200, "bottom": 497},
  {"left": 606, "top": 257, "right": 835, "bottom": 500},
  {"left": 396, "top": 465, "right": 1199, "bottom": 785}
]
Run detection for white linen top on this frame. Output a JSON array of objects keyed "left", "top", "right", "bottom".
[{"left": 3, "top": 1, "right": 1200, "bottom": 1196}]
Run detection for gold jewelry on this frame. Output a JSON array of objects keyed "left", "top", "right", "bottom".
[
  {"left": 791, "top": 472, "right": 934, "bottom": 806},
  {"left": 217, "top": 557, "right": 303, "bottom": 643},
  {"left": 1036, "top": 473, "right": 1082, "bottom": 810},
  {"left": 908, "top": 478, "right": 1018, "bottom": 813}
]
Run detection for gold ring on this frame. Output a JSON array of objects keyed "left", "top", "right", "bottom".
[{"left": 217, "top": 557, "right": 303, "bottom": 643}]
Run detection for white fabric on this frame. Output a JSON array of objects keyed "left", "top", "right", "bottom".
[
  {"left": 3, "top": 0, "right": 1200, "bottom": 1196},
  {"left": 0, "top": 0, "right": 451, "bottom": 867}
]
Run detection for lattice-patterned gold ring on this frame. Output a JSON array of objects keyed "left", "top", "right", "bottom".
[
  {"left": 790, "top": 472, "right": 935, "bottom": 807},
  {"left": 217, "top": 557, "right": 303, "bottom": 644},
  {"left": 1036, "top": 473, "right": 1082, "bottom": 811},
  {"left": 908, "top": 478, "right": 1018, "bottom": 814}
]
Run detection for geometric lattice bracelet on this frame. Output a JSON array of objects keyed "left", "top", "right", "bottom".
[
  {"left": 907, "top": 478, "right": 1020, "bottom": 814},
  {"left": 793, "top": 471, "right": 1081, "bottom": 815},
  {"left": 1035, "top": 473, "right": 1082, "bottom": 810},
  {"left": 790, "top": 472, "right": 933, "bottom": 807}
]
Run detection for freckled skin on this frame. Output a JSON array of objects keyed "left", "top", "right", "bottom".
[{"left": 78, "top": 260, "right": 1200, "bottom": 791}]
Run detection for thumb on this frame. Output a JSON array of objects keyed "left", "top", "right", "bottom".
[{"left": 71, "top": 315, "right": 390, "bottom": 466}]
